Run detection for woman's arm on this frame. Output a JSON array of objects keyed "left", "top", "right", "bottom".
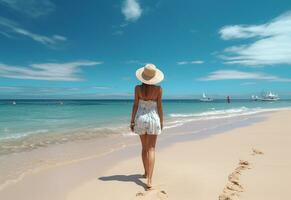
[
  {"left": 157, "top": 87, "right": 164, "bottom": 130},
  {"left": 130, "top": 86, "right": 139, "bottom": 131}
]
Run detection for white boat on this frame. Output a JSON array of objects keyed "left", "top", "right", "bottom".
[
  {"left": 259, "top": 92, "right": 280, "bottom": 101},
  {"left": 12, "top": 101, "right": 16, "bottom": 105},
  {"left": 200, "top": 93, "right": 213, "bottom": 102},
  {"left": 251, "top": 92, "right": 279, "bottom": 101}
]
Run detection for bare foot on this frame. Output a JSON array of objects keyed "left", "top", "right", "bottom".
[
  {"left": 146, "top": 184, "right": 153, "bottom": 190},
  {"left": 146, "top": 179, "right": 153, "bottom": 190}
]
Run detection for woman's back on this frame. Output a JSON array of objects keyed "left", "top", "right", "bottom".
[{"left": 136, "top": 84, "right": 161, "bottom": 101}]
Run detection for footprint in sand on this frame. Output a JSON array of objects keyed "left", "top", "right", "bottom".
[
  {"left": 252, "top": 148, "right": 264, "bottom": 155},
  {"left": 235, "top": 160, "right": 251, "bottom": 171},
  {"left": 228, "top": 171, "right": 240, "bottom": 183},
  {"left": 226, "top": 182, "right": 244, "bottom": 192},
  {"left": 239, "top": 160, "right": 250, "bottom": 166},
  {"left": 235, "top": 165, "right": 249, "bottom": 171},
  {"left": 219, "top": 193, "right": 239, "bottom": 200},
  {"left": 219, "top": 159, "right": 252, "bottom": 199},
  {"left": 136, "top": 191, "right": 145, "bottom": 197},
  {"left": 157, "top": 190, "right": 168, "bottom": 200},
  {"left": 219, "top": 149, "right": 264, "bottom": 200}
]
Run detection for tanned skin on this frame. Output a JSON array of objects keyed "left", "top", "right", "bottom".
[{"left": 130, "top": 83, "right": 163, "bottom": 189}]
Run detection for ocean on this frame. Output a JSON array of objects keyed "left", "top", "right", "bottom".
[
  {"left": 1, "top": 99, "right": 291, "bottom": 155},
  {"left": 1, "top": 98, "right": 291, "bottom": 190}
]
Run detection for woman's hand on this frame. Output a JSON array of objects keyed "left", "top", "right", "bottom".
[{"left": 130, "top": 122, "right": 135, "bottom": 132}]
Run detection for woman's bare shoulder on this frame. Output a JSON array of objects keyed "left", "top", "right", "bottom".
[
  {"left": 135, "top": 85, "right": 141, "bottom": 90},
  {"left": 155, "top": 85, "right": 162, "bottom": 92}
]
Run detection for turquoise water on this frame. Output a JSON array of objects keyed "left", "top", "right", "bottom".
[{"left": 0, "top": 99, "right": 291, "bottom": 154}]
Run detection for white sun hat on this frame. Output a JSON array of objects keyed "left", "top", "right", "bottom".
[{"left": 136, "top": 64, "right": 164, "bottom": 85}]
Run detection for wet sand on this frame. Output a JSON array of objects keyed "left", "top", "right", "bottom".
[
  {"left": 67, "top": 110, "right": 291, "bottom": 200},
  {"left": 1, "top": 110, "right": 290, "bottom": 199}
]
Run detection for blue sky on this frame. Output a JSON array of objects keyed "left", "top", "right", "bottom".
[{"left": 0, "top": 0, "right": 291, "bottom": 99}]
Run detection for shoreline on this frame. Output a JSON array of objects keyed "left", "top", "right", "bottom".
[
  {"left": 0, "top": 110, "right": 269, "bottom": 190},
  {"left": 1, "top": 100, "right": 290, "bottom": 153},
  {"left": 1, "top": 105, "right": 285, "bottom": 156},
  {"left": 0, "top": 109, "right": 290, "bottom": 199},
  {"left": 67, "top": 109, "right": 291, "bottom": 200}
]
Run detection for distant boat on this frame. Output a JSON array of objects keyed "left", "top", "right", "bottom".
[
  {"left": 252, "top": 92, "right": 279, "bottom": 101},
  {"left": 200, "top": 93, "right": 213, "bottom": 102},
  {"left": 12, "top": 101, "right": 16, "bottom": 105},
  {"left": 260, "top": 91, "right": 279, "bottom": 101}
]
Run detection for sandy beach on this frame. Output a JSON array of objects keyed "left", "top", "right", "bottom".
[
  {"left": 0, "top": 110, "right": 290, "bottom": 200},
  {"left": 1, "top": 1, "right": 291, "bottom": 199}
]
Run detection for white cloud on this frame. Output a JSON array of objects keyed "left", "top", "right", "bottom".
[
  {"left": 52, "top": 35, "right": 66, "bottom": 41},
  {"left": 125, "top": 60, "right": 145, "bottom": 65},
  {"left": 219, "top": 11, "right": 291, "bottom": 66},
  {"left": 0, "top": 17, "right": 67, "bottom": 46},
  {"left": 91, "top": 86, "right": 111, "bottom": 90},
  {"left": 0, "top": 61, "right": 102, "bottom": 81},
  {"left": 240, "top": 82, "right": 256, "bottom": 86},
  {"left": 198, "top": 70, "right": 291, "bottom": 82},
  {"left": 112, "top": 30, "right": 124, "bottom": 35},
  {"left": 0, "top": 0, "right": 55, "bottom": 18},
  {"left": 177, "top": 60, "right": 204, "bottom": 65},
  {"left": 122, "top": 0, "right": 142, "bottom": 22}
]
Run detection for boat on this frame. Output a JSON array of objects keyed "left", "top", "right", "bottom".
[
  {"left": 260, "top": 92, "right": 280, "bottom": 101},
  {"left": 251, "top": 92, "right": 279, "bottom": 101},
  {"left": 12, "top": 101, "right": 16, "bottom": 105},
  {"left": 200, "top": 93, "right": 213, "bottom": 102}
]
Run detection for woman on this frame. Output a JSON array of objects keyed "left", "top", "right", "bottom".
[{"left": 130, "top": 63, "right": 164, "bottom": 189}]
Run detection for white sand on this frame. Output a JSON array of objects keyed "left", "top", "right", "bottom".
[
  {"left": 67, "top": 110, "right": 291, "bottom": 200},
  {"left": 1, "top": 110, "right": 291, "bottom": 200}
]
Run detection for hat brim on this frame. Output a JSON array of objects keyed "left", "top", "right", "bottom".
[{"left": 136, "top": 67, "right": 164, "bottom": 85}]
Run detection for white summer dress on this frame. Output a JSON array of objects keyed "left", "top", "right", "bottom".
[{"left": 134, "top": 99, "right": 162, "bottom": 135}]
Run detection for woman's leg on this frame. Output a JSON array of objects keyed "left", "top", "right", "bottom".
[
  {"left": 146, "top": 135, "right": 157, "bottom": 188},
  {"left": 139, "top": 134, "right": 148, "bottom": 177}
]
